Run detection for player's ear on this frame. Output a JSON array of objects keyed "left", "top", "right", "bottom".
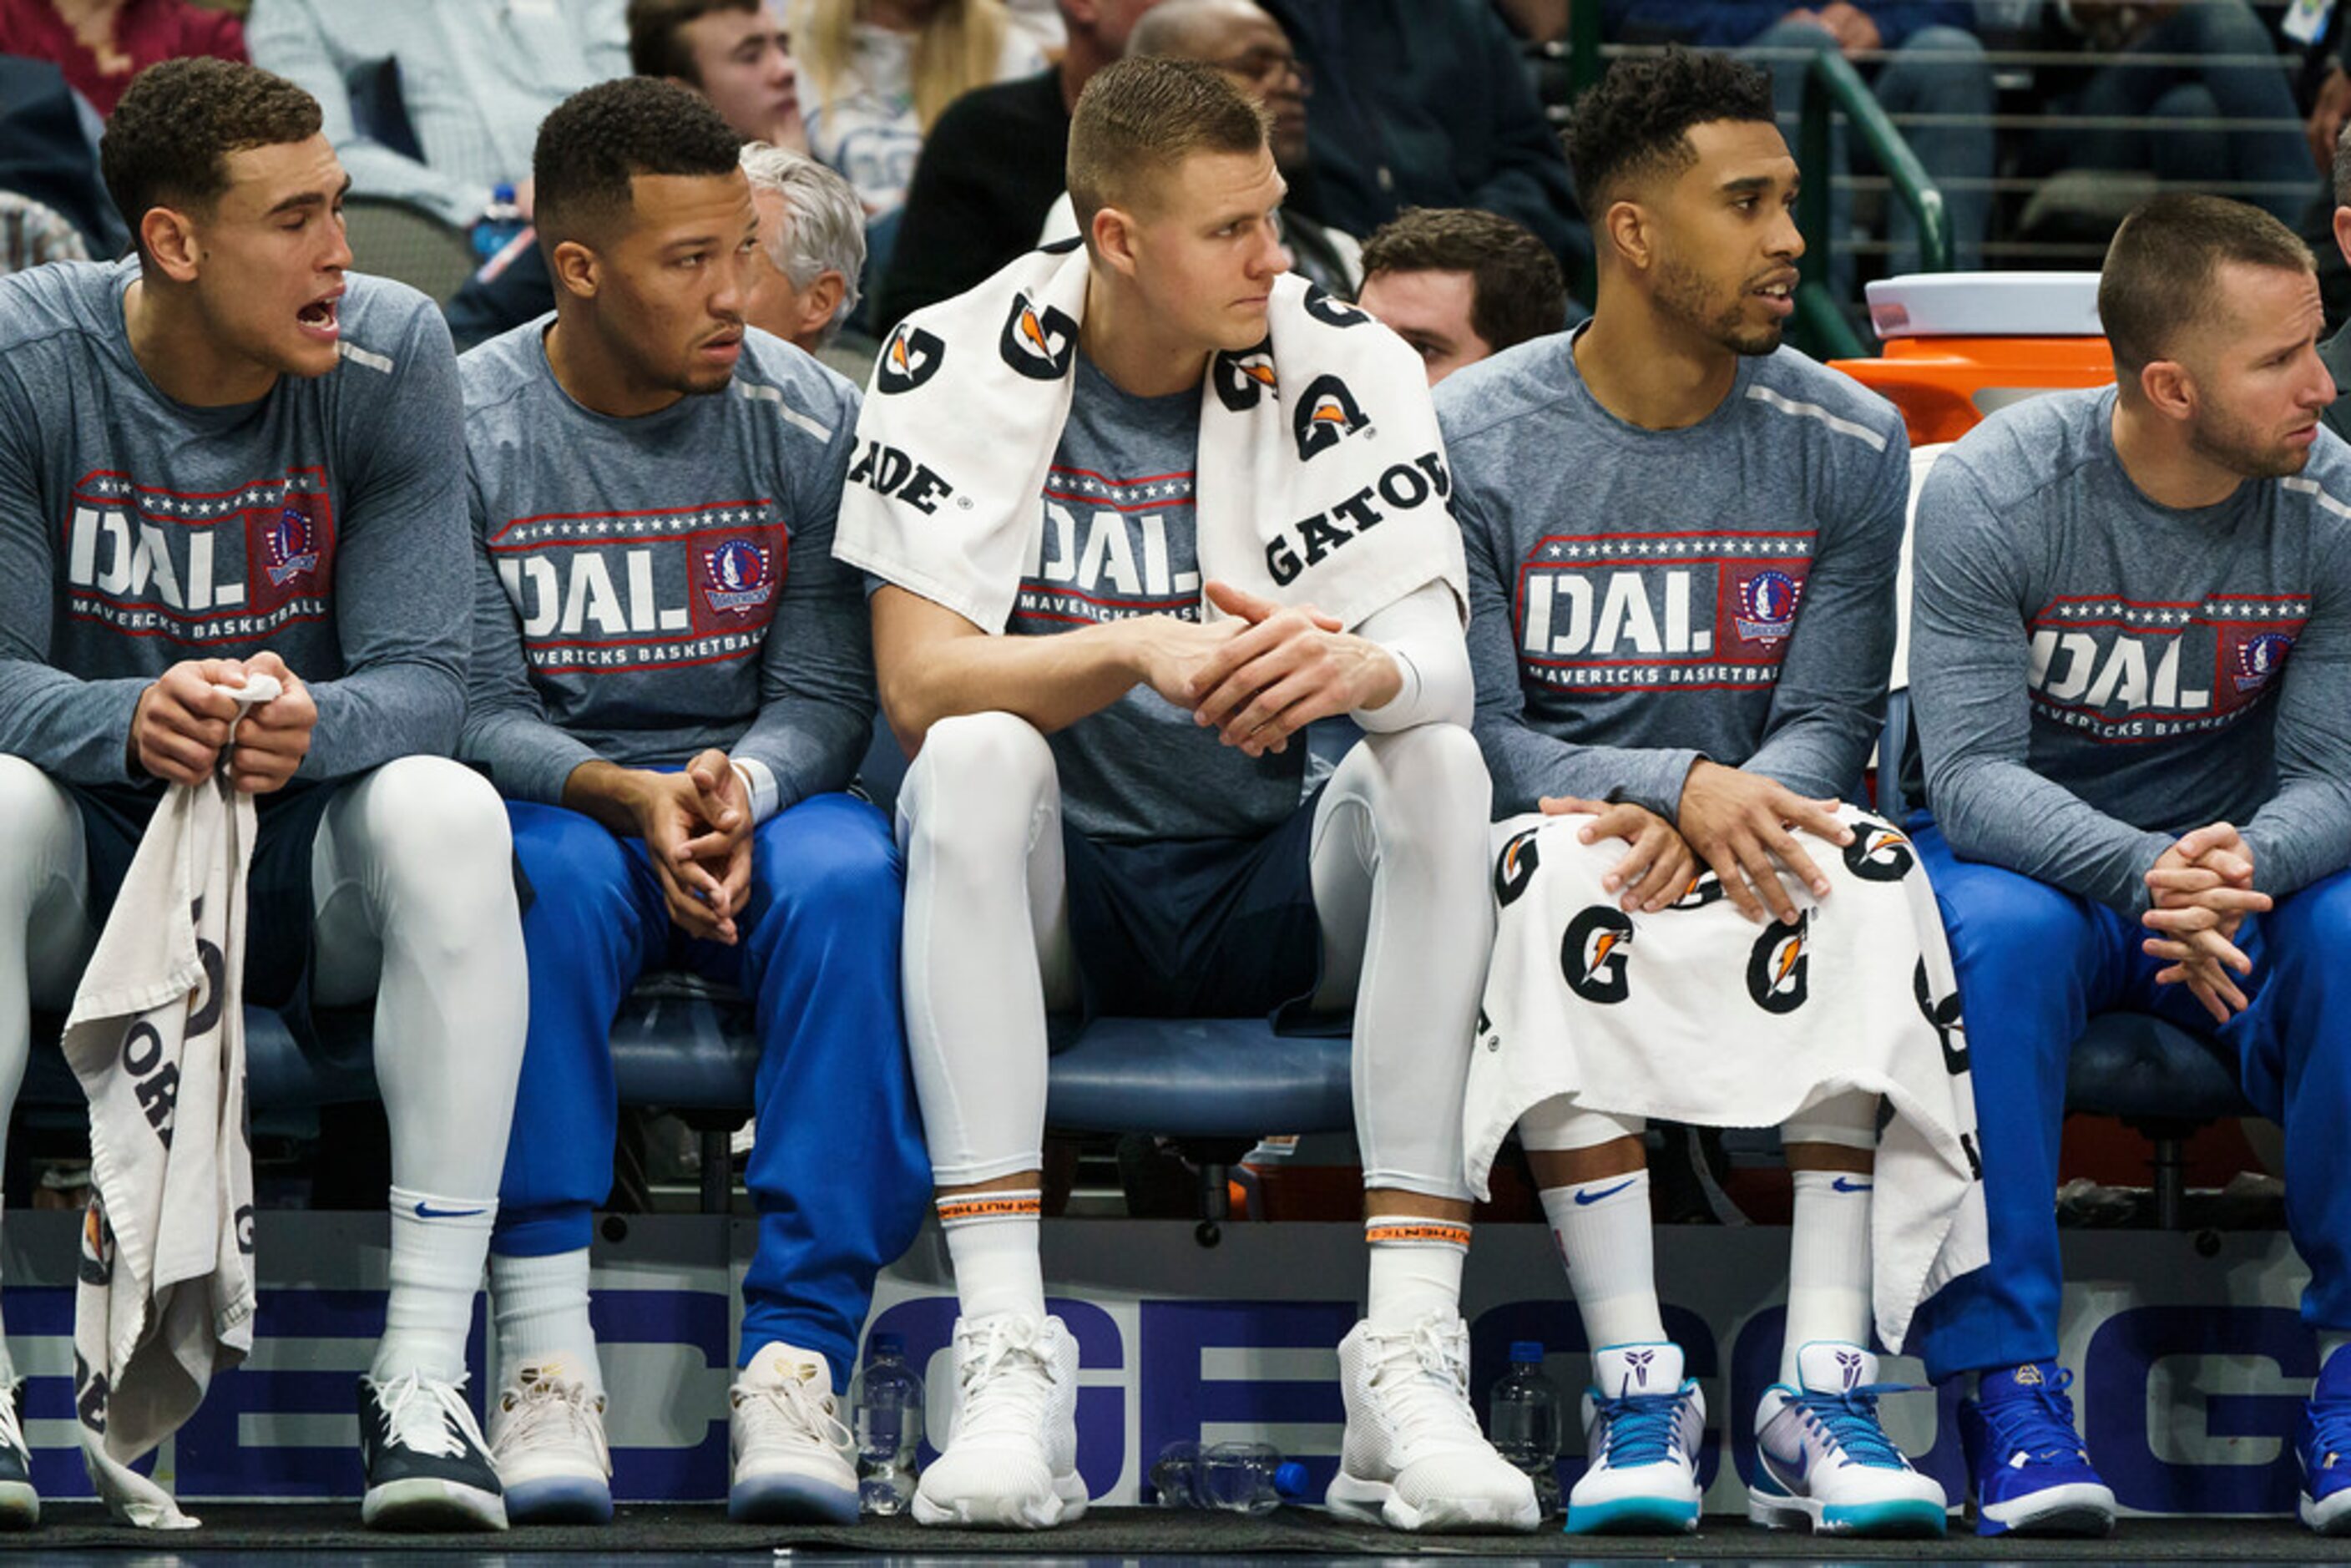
[
  {"left": 1090, "top": 204, "right": 1142, "bottom": 281},
  {"left": 550, "top": 238, "right": 600, "bottom": 302},
  {"left": 2138, "top": 357, "right": 2196, "bottom": 424},
  {"left": 1602, "top": 197, "right": 1650, "bottom": 274},
  {"left": 139, "top": 206, "right": 202, "bottom": 284}
]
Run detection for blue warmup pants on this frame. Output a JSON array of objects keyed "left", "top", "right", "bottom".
[
  {"left": 495, "top": 792, "right": 931, "bottom": 1385},
  {"left": 1909, "top": 821, "right": 2351, "bottom": 1381}
]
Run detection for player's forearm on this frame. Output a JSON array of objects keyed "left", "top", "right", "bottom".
[
  {"left": 1926, "top": 756, "right": 2174, "bottom": 913},
  {"left": 293, "top": 664, "right": 466, "bottom": 781},
  {"left": 1474, "top": 711, "right": 1699, "bottom": 821},
  {"left": 732, "top": 698, "right": 872, "bottom": 813},
  {"left": 559, "top": 759, "right": 655, "bottom": 837},
  {"left": 0, "top": 665, "right": 148, "bottom": 786},
  {"left": 877, "top": 619, "right": 1147, "bottom": 753},
  {"left": 2242, "top": 781, "right": 2351, "bottom": 901}
]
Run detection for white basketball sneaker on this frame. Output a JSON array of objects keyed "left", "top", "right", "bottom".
[
  {"left": 487, "top": 1356, "right": 611, "bottom": 1525},
  {"left": 1327, "top": 1313, "right": 1540, "bottom": 1532},
  {"left": 1565, "top": 1342, "right": 1706, "bottom": 1535},
  {"left": 912, "top": 1313, "right": 1086, "bottom": 1529},
  {"left": 729, "top": 1343, "right": 859, "bottom": 1523},
  {"left": 1750, "top": 1343, "right": 1947, "bottom": 1536}
]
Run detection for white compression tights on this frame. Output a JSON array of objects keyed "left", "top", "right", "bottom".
[
  {"left": 897, "top": 712, "right": 1491, "bottom": 1201},
  {"left": 0, "top": 752, "right": 528, "bottom": 1216}
]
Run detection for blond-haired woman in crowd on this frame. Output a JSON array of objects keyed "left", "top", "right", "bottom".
[{"left": 793, "top": 0, "right": 1043, "bottom": 218}]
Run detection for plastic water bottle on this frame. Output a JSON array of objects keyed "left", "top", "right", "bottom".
[
  {"left": 471, "top": 181, "right": 527, "bottom": 263},
  {"left": 1489, "top": 1340, "right": 1563, "bottom": 1516},
  {"left": 849, "top": 1333, "right": 924, "bottom": 1516},
  {"left": 1149, "top": 1439, "right": 1309, "bottom": 1515}
]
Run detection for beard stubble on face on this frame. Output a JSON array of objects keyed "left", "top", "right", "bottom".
[{"left": 1653, "top": 245, "right": 1784, "bottom": 358}]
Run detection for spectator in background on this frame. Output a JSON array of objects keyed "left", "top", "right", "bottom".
[
  {"left": 0, "top": 0, "right": 245, "bottom": 117},
  {"left": 792, "top": 0, "right": 1042, "bottom": 218},
  {"left": 1358, "top": 206, "right": 1570, "bottom": 384},
  {"left": 446, "top": 0, "right": 811, "bottom": 350},
  {"left": 246, "top": 0, "right": 628, "bottom": 232},
  {"left": 1255, "top": 0, "right": 1588, "bottom": 275},
  {"left": 0, "top": 55, "right": 129, "bottom": 259},
  {"left": 877, "top": 0, "right": 1164, "bottom": 326},
  {"left": 741, "top": 140, "right": 867, "bottom": 348},
  {"left": 2320, "top": 123, "right": 2351, "bottom": 442},
  {"left": 2018, "top": 0, "right": 2305, "bottom": 228},
  {"left": 1604, "top": 3, "right": 1992, "bottom": 273},
  {"left": 631, "top": 0, "right": 803, "bottom": 150}
]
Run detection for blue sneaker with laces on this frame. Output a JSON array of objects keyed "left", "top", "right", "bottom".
[
  {"left": 1750, "top": 1343, "right": 1945, "bottom": 1535},
  {"left": 1564, "top": 1342, "right": 1705, "bottom": 1535},
  {"left": 2297, "top": 1345, "right": 2351, "bottom": 1534},
  {"left": 1959, "top": 1361, "right": 2115, "bottom": 1537}
]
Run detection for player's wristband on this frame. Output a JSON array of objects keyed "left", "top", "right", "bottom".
[{"left": 730, "top": 756, "right": 780, "bottom": 827}]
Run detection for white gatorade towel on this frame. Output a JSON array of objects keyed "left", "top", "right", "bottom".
[
  {"left": 833, "top": 241, "right": 1465, "bottom": 631},
  {"left": 64, "top": 676, "right": 276, "bottom": 1527},
  {"left": 1464, "top": 804, "right": 1988, "bottom": 1352}
]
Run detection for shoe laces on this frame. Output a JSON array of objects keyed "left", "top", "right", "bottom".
[
  {"left": 497, "top": 1366, "right": 609, "bottom": 1466},
  {"left": 0, "top": 1385, "right": 24, "bottom": 1460},
  {"left": 372, "top": 1370, "right": 488, "bottom": 1460},
  {"left": 2307, "top": 1396, "right": 2351, "bottom": 1471},
  {"left": 1789, "top": 1383, "right": 1914, "bottom": 1469},
  {"left": 1591, "top": 1385, "right": 1691, "bottom": 1469},
  {"left": 954, "top": 1316, "right": 1062, "bottom": 1444},
  {"left": 731, "top": 1364, "right": 851, "bottom": 1454},
  {"left": 1363, "top": 1316, "right": 1484, "bottom": 1450},
  {"left": 1981, "top": 1367, "right": 2088, "bottom": 1467}
]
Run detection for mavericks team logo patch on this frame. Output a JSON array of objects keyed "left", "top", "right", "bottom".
[
  {"left": 999, "top": 291, "right": 1078, "bottom": 380},
  {"left": 1734, "top": 568, "right": 1802, "bottom": 645},
  {"left": 701, "top": 538, "right": 776, "bottom": 615},
  {"left": 1747, "top": 911, "right": 1810, "bottom": 1014},
  {"left": 2234, "top": 631, "right": 2295, "bottom": 693},
  {"left": 265, "top": 498, "right": 322, "bottom": 587},
  {"left": 1560, "top": 906, "right": 1634, "bottom": 1004},
  {"left": 876, "top": 323, "right": 946, "bottom": 393},
  {"left": 1292, "top": 374, "right": 1368, "bottom": 461}
]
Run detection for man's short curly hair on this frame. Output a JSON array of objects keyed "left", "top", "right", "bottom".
[
  {"left": 1563, "top": 48, "right": 1774, "bottom": 212},
  {"left": 101, "top": 58, "right": 321, "bottom": 250},
  {"left": 1359, "top": 208, "right": 1568, "bottom": 354},
  {"left": 534, "top": 76, "right": 746, "bottom": 250}
]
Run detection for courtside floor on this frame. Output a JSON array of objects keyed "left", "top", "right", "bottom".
[{"left": 9, "top": 1510, "right": 2346, "bottom": 1560}]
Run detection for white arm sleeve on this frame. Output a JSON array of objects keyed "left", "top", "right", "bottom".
[{"left": 1351, "top": 579, "right": 1474, "bottom": 732}]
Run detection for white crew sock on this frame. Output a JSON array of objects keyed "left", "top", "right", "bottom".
[
  {"left": 372, "top": 1186, "right": 496, "bottom": 1383},
  {"left": 938, "top": 1189, "right": 1046, "bottom": 1323},
  {"left": 1782, "top": 1168, "right": 1874, "bottom": 1384},
  {"left": 1541, "top": 1170, "right": 1666, "bottom": 1355},
  {"left": 1363, "top": 1215, "right": 1470, "bottom": 1329},
  {"left": 490, "top": 1247, "right": 602, "bottom": 1394}
]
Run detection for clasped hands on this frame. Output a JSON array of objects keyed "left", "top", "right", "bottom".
[
  {"left": 2142, "top": 822, "right": 2268, "bottom": 1025},
  {"left": 1138, "top": 579, "right": 1402, "bottom": 758}
]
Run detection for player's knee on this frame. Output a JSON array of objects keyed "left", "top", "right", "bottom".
[
  {"left": 0, "top": 755, "right": 75, "bottom": 906},
  {"left": 356, "top": 756, "right": 516, "bottom": 913},
  {"left": 1358, "top": 722, "right": 1490, "bottom": 860},
  {"left": 905, "top": 711, "right": 1054, "bottom": 859},
  {"left": 768, "top": 810, "right": 902, "bottom": 927},
  {"left": 1944, "top": 867, "right": 2086, "bottom": 974},
  {"left": 2276, "top": 870, "right": 2351, "bottom": 964}
]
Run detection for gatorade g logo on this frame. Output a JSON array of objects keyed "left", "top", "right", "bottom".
[
  {"left": 1561, "top": 906, "right": 1634, "bottom": 1004},
  {"left": 78, "top": 1201, "right": 114, "bottom": 1287},
  {"left": 1212, "top": 343, "right": 1279, "bottom": 411},
  {"left": 1292, "top": 374, "right": 1368, "bottom": 461},
  {"left": 1302, "top": 281, "right": 1368, "bottom": 328},
  {"left": 1747, "top": 911, "right": 1810, "bottom": 1014},
  {"left": 1000, "top": 291, "right": 1078, "bottom": 380},
  {"left": 1494, "top": 826, "right": 1543, "bottom": 907},
  {"left": 876, "top": 322, "right": 946, "bottom": 393},
  {"left": 1671, "top": 871, "right": 1730, "bottom": 911},
  {"left": 1843, "top": 817, "right": 1914, "bottom": 882},
  {"left": 1914, "top": 959, "right": 1968, "bottom": 1075}
]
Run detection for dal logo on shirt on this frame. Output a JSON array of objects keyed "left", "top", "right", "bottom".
[
  {"left": 62, "top": 467, "right": 336, "bottom": 641},
  {"left": 2025, "top": 594, "right": 2308, "bottom": 738},
  {"left": 490, "top": 500, "right": 784, "bottom": 672}
]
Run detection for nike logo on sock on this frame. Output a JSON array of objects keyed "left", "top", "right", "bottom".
[
  {"left": 412, "top": 1201, "right": 487, "bottom": 1220},
  {"left": 1831, "top": 1177, "right": 1873, "bottom": 1193},
  {"left": 1574, "top": 1179, "right": 1636, "bottom": 1206}
]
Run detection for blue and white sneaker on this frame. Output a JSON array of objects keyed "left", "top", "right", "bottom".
[
  {"left": 488, "top": 1357, "right": 612, "bottom": 1525},
  {"left": 1749, "top": 1343, "right": 1945, "bottom": 1536},
  {"left": 358, "top": 1370, "right": 508, "bottom": 1531},
  {"left": 2297, "top": 1346, "right": 2351, "bottom": 1534},
  {"left": 1959, "top": 1361, "right": 2115, "bottom": 1537},
  {"left": 1564, "top": 1342, "right": 1705, "bottom": 1535}
]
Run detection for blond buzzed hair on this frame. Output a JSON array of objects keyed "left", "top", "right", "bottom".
[{"left": 1067, "top": 55, "right": 1271, "bottom": 242}]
